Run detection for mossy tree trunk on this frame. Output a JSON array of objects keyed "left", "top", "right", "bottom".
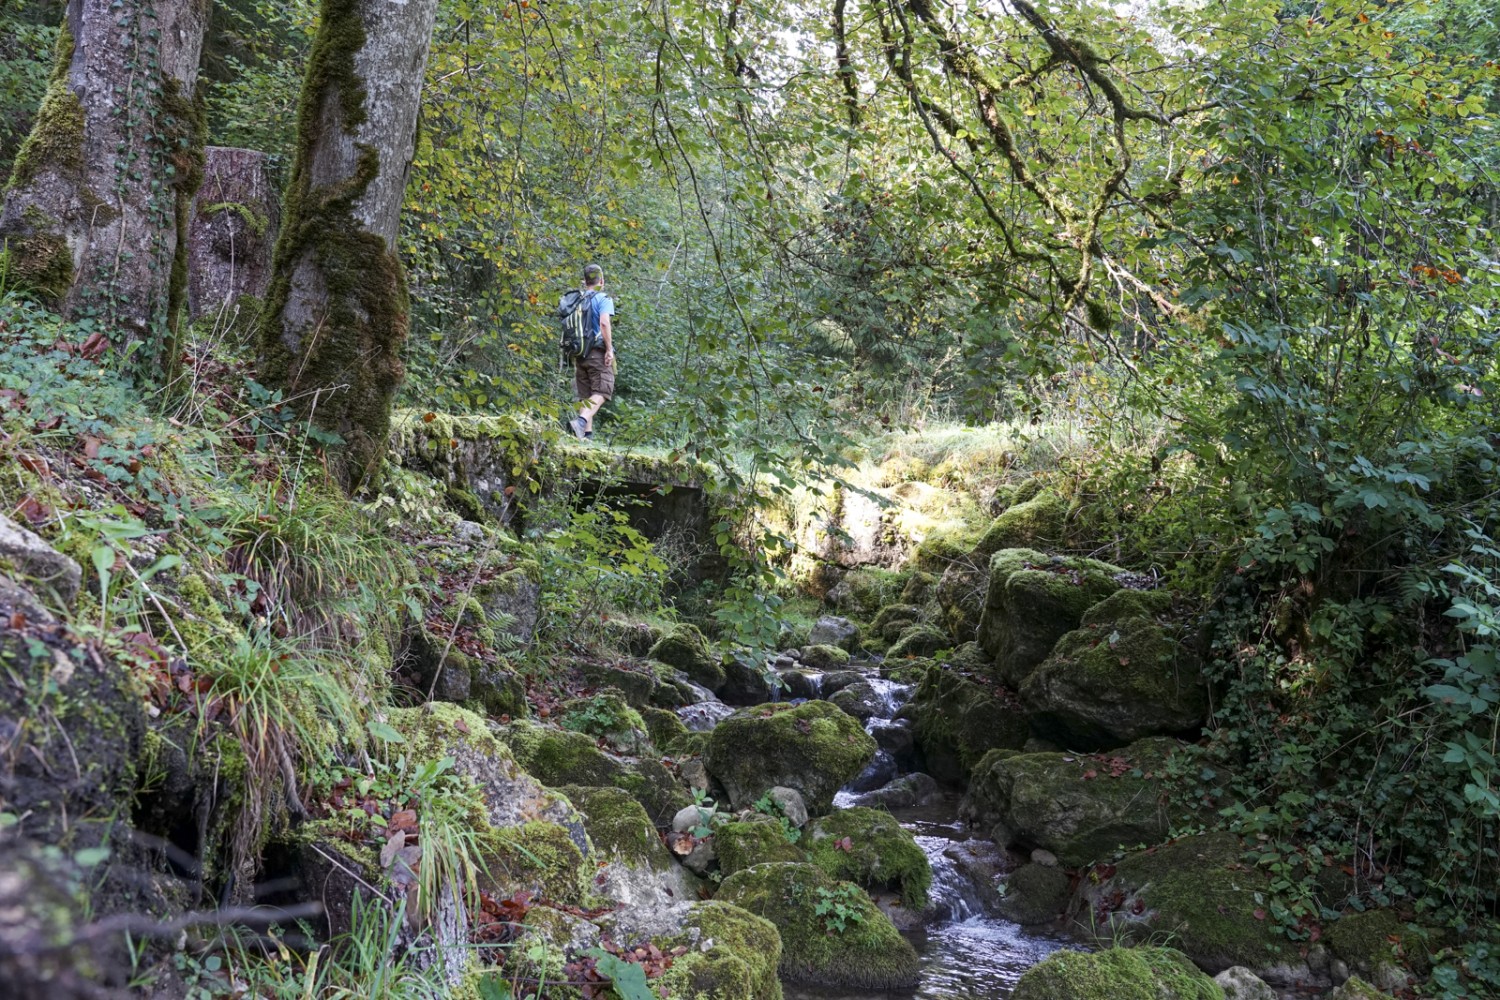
[
  {"left": 256, "top": 0, "right": 439, "bottom": 492},
  {"left": 0, "top": 0, "right": 208, "bottom": 386},
  {"left": 186, "top": 146, "right": 281, "bottom": 328}
]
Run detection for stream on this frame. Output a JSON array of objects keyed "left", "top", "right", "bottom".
[{"left": 679, "top": 658, "right": 1075, "bottom": 999}]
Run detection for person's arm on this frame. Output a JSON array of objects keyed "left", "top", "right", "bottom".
[{"left": 600, "top": 312, "right": 614, "bottom": 367}]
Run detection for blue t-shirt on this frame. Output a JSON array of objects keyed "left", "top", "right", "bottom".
[{"left": 587, "top": 292, "right": 615, "bottom": 347}]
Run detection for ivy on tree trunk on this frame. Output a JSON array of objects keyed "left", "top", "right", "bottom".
[
  {"left": 0, "top": 0, "right": 209, "bottom": 387},
  {"left": 256, "top": 0, "right": 439, "bottom": 493}
]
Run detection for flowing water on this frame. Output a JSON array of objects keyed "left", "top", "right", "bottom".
[{"left": 683, "top": 661, "right": 1076, "bottom": 999}]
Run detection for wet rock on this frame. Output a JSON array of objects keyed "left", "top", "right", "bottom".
[
  {"left": 678, "top": 700, "right": 735, "bottom": 732},
  {"left": 0, "top": 514, "right": 81, "bottom": 605},
  {"left": 847, "top": 750, "right": 898, "bottom": 792},
  {"left": 704, "top": 701, "right": 876, "bottom": 815},
  {"left": 799, "top": 643, "right": 850, "bottom": 671},
  {"left": 719, "top": 654, "right": 774, "bottom": 705},
  {"left": 817, "top": 669, "right": 864, "bottom": 695},
  {"left": 963, "top": 737, "right": 1183, "bottom": 867},
  {"left": 1216, "top": 967, "right": 1277, "bottom": 1000},
  {"left": 806, "top": 807, "right": 932, "bottom": 911},
  {"left": 778, "top": 669, "right": 821, "bottom": 700},
  {"left": 849, "top": 772, "right": 942, "bottom": 810},
  {"left": 997, "top": 862, "right": 1070, "bottom": 925},
  {"left": 977, "top": 548, "right": 1124, "bottom": 687},
  {"left": 829, "top": 680, "right": 885, "bottom": 721},
  {"left": 807, "top": 615, "right": 860, "bottom": 650},
  {"left": 868, "top": 718, "right": 916, "bottom": 763}
]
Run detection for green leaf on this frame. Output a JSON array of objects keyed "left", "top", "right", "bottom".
[{"left": 368, "top": 719, "right": 406, "bottom": 744}]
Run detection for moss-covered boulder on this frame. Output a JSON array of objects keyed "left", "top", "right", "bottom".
[
  {"left": 887, "top": 623, "right": 950, "bottom": 659},
  {"left": 977, "top": 548, "right": 1124, "bottom": 687},
  {"left": 1326, "top": 978, "right": 1395, "bottom": 1000},
  {"left": 905, "top": 666, "right": 1028, "bottom": 785},
  {"left": 1012, "top": 946, "right": 1224, "bottom": 1000},
  {"left": 1021, "top": 612, "right": 1207, "bottom": 749},
  {"left": 704, "top": 701, "right": 877, "bottom": 815},
  {"left": 974, "top": 491, "right": 1068, "bottom": 558},
  {"left": 871, "top": 603, "right": 925, "bottom": 642},
  {"left": 498, "top": 719, "right": 691, "bottom": 824},
  {"left": 828, "top": 680, "right": 887, "bottom": 722},
  {"left": 558, "top": 690, "right": 650, "bottom": 754},
  {"left": 997, "top": 862, "right": 1071, "bottom": 925},
  {"left": 475, "top": 562, "right": 541, "bottom": 648},
  {"left": 1325, "top": 910, "right": 1411, "bottom": 992},
  {"left": 641, "top": 705, "right": 693, "bottom": 754},
  {"left": 560, "top": 785, "right": 700, "bottom": 910},
  {"left": 799, "top": 643, "right": 850, "bottom": 670},
  {"left": 715, "top": 863, "right": 920, "bottom": 990},
  {"left": 805, "top": 807, "right": 931, "bottom": 911},
  {"left": 900, "top": 570, "right": 938, "bottom": 605},
  {"left": 807, "top": 614, "right": 862, "bottom": 650},
  {"left": 935, "top": 558, "right": 988, "bottom": 643},
  {"left": 963, "top": 737, "right": 1181, "bottom": 867},
  {"left": 580, "top": 658, "right": 658, "bottom": 707},
  {"left": 825, "top": 570, "right": 902, "bottom": 619},
  {"left": 1072, "top": 833, "right": 1305, "bottom": 982},
  {"left": 649, "top": 624, "right": 725, "bottom": 692},
  {"left": 651, "top": 901, "right": 784, "bottom": 1000},
  {"left": 716, "top": 819, "right": 806, "bottom": 876}
]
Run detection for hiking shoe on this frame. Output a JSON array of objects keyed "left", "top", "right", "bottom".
[{"left": 567, "top": 416, "right": 588, "bottom": 440}]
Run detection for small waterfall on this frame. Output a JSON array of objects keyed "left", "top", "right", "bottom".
[{"left": 677, "top": 700, "right": 735, "bottom": 731}]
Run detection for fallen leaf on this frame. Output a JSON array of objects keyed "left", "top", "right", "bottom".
[{"left": 380, "top": 829, "right": 407, "bottom": 868}]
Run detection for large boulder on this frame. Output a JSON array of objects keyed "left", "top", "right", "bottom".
[
  {"left": 804, "top": 807, "right": 931, "bottom": 911},
  {"left": 807, "top": 615, "right": 861, "bottom": 651},
  {"left": 1073, "top": 833, "right": 1308, "bottom": 983},
  {"left": 715, "top": 819, "right": 806, "bottom": 877},
  {"left": 715, "top": 862, "right": 920, "bottom": 990},
  {"left": 475, "top": 562, "right": 541, "bottom": 649},
  {"left": 977, "top": 548, "right": 1124, "bottom": 686},
  {"left": 1012, "top": 946, "right": 1223, "bottom": 1000},
  {"left": 648, "top": 624, "right": 725, "bottom": 692},
  {"left": 997, "top": 862, "right": 1071, "bottom": 926},
  {"left": 608, "top": 901, "right": 784, "bottom": 1000},
  {"left": 905, "top": 666, "right": 1028, "bottom": 785},
  {"left": 1021, "top": 607, "right": 1207, "bottom": 750},
  {"left": 870, "top": 603, "right": 925, "bottom": 643},
  {"left": 887, "top": 623, "right": 950, "bottom": 659},
  {"left": 962, "top": 738, "right": 1181, "bottom": 867},
  {"left": 704, "top": 701, "right": 876, "bottom": 815},
  {"left": 1324, "top": 910, "right": 1414, "bottom": 992},
  {"left": 935, "top": 558, "right": 988, "bottom": 643}
]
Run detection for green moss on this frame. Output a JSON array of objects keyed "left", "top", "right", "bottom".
[
  {"left": 703, "top": 701, "right": 876, "bottom": 814},
  {"left": 558, "top": 690, "right": 647, "bottom": 753},
  {"left": 834, "top": 567, "right": 906, "bottom": 617},
  {"left": 1326, "top": 978, "right": 1393, "bottom": 1000},
  {"left": 887, "top": 623, "right": 949, "bottom": 658},
  {"left": 656, "top": 902, "right": 784, "bottom": 1000},
  {"left": 974, "top": 491, "right": 1068, "bottom": 557},
  {"left": 899, "top": 570, "right": 937, "bottom": 604},
  {"left": 1012, "top": 946, "right": 1224, "bottom": 1000},
  {"left": 641, "top": 705, "right": 692, "bottom": 752},
  {"left": 1086, "top": 833, "right": 1290, "bottom": 972},
  {"left": 499, "top": 720, "right": 690, "bottom": 824},
  {"left": 871, "top": 603, "right": 924, "bottom": 642},
  {"left": 6, "top": 23, "right": 83, "bottom": 191},
  {"left": 805, "top": 807, "right": 931, "bottom": 910},
  {"left": 907, "top": 666, "right": 1028, "bottom": 784},
  {"left": 1326, "top": 910, "right": 1406, "bottom": 984},
  {"left": 716, "top": 820, "right": 806, "bottom": 876},
  {"left": 979, "top": 548, "right": 1124, "bottom": 686},
  {"left": 255, "top": 0, "right": 409, "bottom": 491},
  {"left": 481, "top": 819, "right": 592, "bottom": 904},
  {"left": 913, "top": 522, "right": 985, "bottom": 570},
  {"left": 1082, "top": 588, "right": 1174, "bottom": 625},
  {"left": 202, "top": 201, "right": 270, "bottom": 237},
  {"left": 1, "top": 208, "right": 73, "bottom": 304},
  {"left": 648, "top": 624, "right": 724, "bottom": 691},
  {"left": 715, "top": 863, "right": 919, "bottom": 990},
  {"left": 390, "top": 702, "right": 503, "bottom": 761},
  {"left": 799, "top": 643, "right": 849, "bottom": 670},
  {"left": 557, "top": 785, "right": 665, "bottom": 864}
]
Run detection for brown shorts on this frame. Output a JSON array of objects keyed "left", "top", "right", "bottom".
[{"left": 574, "top": 349, "right": 615, "bottom": 402}]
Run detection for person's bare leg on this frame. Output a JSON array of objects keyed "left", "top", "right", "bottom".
[{"left": 578, "top": 393, "right": 605, "bottom": 431}]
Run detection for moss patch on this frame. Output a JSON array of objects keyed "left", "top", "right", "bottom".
[
  {"left": 974, "top": 491, "right": 1068, "bottom": 557},
  {"left": 805, "top": 807, "right": 931, "bottom": 910},
  {"left": 978, "top": 548, "right": 1123, "bottom": 686},
  {"left": 481, "top": 819, "right": 593, "bottom": 904},
  {"left": 648, "top": 623, "right": 724, "bottom": 691},
  {"left": 1012, "top": 946, "right": 1224, "bottom": 1000},
  {"left": 557, "top": 784, "right": 668, "bottom": 867},
  {"left": 499, "top": 720, "right": 690, "bottom": 824},
  {"left": 716, "top": 820, "right": 806, "bottom": 877},
  {"left": 656, "top": 901, "right": 784, "bottom": 1000},
  {"left": 715, "top": 862, "right": 919, "bottom": 990},
  {"left": 907, "top": 665, "right": 1028, "bottom": 785}
]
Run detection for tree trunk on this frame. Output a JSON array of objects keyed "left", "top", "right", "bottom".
[
  {"left": 256, "top": 0, "right": 439, "bottom": 492},
  {"left": 0, "top": 0, "right": 208, "bottom": 385},
  {"left": 186, "top": 147, "right": 280, "bottom": 332}
]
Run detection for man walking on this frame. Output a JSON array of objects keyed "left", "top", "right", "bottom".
[{"left": 568, "top": 263, "right": 615, "bottom": 440}]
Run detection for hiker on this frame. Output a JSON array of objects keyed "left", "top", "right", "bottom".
[{"left": 565, "top": 263, "right": 615, "bottom": 441}]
